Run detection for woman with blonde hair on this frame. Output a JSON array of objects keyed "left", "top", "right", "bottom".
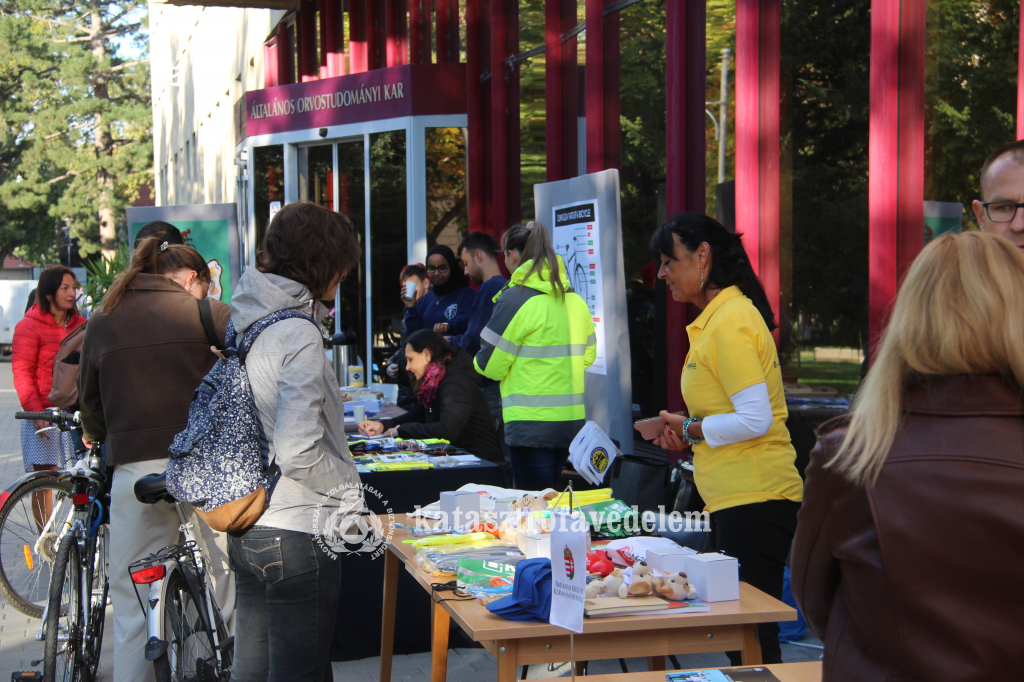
[{"left": 792, "top": 231, "right": 1024, "bottom": 680}]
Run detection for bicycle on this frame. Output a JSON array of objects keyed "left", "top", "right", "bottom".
[
  {"left": 130, "top": 472, "right": 233, "bottom": 682},
  {"left": 0, "top": 452, "right": 77, "bottom": 618},
  {"left": 4, "top": 408, "right": 110, "bottom": 682}
]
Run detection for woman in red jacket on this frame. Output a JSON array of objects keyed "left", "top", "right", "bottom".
[{"left": 13, "top": 265, "right": 85, "bottom": 475}]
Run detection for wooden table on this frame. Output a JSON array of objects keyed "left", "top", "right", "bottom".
[
  {"left": 586, "top": 662, "right": 821, "bottom": 681},
  {"left": 379, "top": 515, "right": 797, "bottom": 682}
]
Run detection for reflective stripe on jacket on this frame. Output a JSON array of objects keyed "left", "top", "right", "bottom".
[{"left": 474, "top": 256, "right": 596, "bottom": 448}]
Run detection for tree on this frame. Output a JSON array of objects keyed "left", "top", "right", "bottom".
[{"left": 0, "top": 0, "right": 151, "bottom": 262}]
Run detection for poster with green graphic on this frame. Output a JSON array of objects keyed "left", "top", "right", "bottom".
[{"left": 126, "top": 204, "right": 241, "bottom": 303}]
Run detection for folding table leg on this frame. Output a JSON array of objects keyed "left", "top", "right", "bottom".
[
  {"left": 430, "top": 600, "right": 451, "bottom": 682},
  {"left": 379, "top": 549, "right": 400, "bottom": 682},
  {"left": 740, "top": 624, "right": 763, "bottom": 665}
]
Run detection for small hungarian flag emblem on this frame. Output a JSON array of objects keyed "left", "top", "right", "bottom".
[{"left": 564, "top": 546, "right": 575, "bottom": 580}]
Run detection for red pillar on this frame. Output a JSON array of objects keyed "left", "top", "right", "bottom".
[
  {"left": 366, "top": 0, "right": 380, "bottom": 70},
  {"left": 467, "top": 0, "right": 484, "bottom": 232},
  {"left": 298, "top": 0, "right": 317, "bottom": 81},
  {"left": 437, "top": 0, "right": 451, "bottom": 64},
  {"left": 736, "top": 0, "right": 781, "bottom": 342},
  {"left": 663, "top": 0, "right": 706, "bottom": 415},
  {"left": 385, "top": 0, "right": 399, "bottom": 66},
  {"left": 322, "top": 0, "right": 339, "bottom": 78},
  {"left": 278, "top": 22, "right": 294, "bottom": 85},
  {"left": 544, "top": 0, "right": 579, "bottom": 181},
  {"left": 585, "top": 0, "right": 620, "bottom": 173},
  {"left": 868, "top": 0, "right": 925, "bottom": 355},
  {"left": 1018, "top": 0, "right": 1024, "bottom": 139},
  {"left": 490, "top": 0, "right": 508, "bottom": 232},
  {"left": 264, "top": 42, "right": 278, "bottom": 87}
]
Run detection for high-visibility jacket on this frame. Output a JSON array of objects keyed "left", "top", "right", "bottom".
[{"left": 474, "top": 257, "right": 596, "bottom": 448}]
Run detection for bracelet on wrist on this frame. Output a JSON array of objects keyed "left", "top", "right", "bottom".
[{"left": 682, "top": 417, "right": 705, "bottom": 446}]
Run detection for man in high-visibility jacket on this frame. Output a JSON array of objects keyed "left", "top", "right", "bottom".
[{"left": 475, "top": 245, "right": 596, "bottom": 491}]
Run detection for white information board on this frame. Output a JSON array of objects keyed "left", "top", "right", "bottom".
[
  {"left": 535, "top": 169, "right": 633, "bottom": 454},
  {"left": 553, "top": 201, "right": 606, "bottom": 375}
]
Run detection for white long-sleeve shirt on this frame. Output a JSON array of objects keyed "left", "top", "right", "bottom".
[{"left": 701, "top": 382, "right": 774, "bottom": 448}]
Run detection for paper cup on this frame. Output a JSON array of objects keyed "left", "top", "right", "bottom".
[
  {"left": 353, "top": 405, "right": 365, "bottom": 423},
  {"left": 405, "top": 280, "right": 417, "bottom": 299}
]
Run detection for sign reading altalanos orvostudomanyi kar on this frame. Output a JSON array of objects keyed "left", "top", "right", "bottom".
[{"left": 241, "top": 63, "right": 466, "bottom": 138}]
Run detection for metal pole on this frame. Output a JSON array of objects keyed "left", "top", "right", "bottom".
[{"left": 718, "top": 48, "right": 730, "bottom": 185}]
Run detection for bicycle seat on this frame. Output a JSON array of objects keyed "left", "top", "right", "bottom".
[{"left": 134, "top": 473, "right": 176, "bottom": 504}]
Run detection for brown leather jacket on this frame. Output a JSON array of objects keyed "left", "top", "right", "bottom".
[{"left": 792, "top": 374, "right": 1024, "bottom": 682}]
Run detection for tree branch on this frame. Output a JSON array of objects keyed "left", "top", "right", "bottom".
[
  {"left": 108, "top": 59, "right": 148, "bottom": 73},
  {"left": 429, "top": 194, "right": 467, "bottom": 241},
  {"left": 48, "top": 170, "right": 81, "bottom": 184},
  {"left": 101, "top": 0, "right": 139, "bottom": 30},
  {"left": 26, "top": 14, "right": 90, "bottom": 35}
]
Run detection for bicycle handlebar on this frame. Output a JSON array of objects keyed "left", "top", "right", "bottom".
[{"left": 15, "top": 409, "right": 80, "bottom": 426}]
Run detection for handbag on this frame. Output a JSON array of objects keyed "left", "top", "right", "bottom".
[
  {"left": 608, "top": 453, "right": 671, "bottom": 514},
  {"left": 47, "top": 321, "right": 88, "bottom": 408}
]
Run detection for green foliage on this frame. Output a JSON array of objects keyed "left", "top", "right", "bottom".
[
  {"left": 781, "top": 0, "right": 871, "bottom": 348},
  {"left": 82, "top": 242, "right": 130, "bottom": 308},
  {"left": 0, "top": 0, "right": 151, "bottom": 263},
  {"left": 924, "top": 0, "right": 1019, "bottom": 225}
]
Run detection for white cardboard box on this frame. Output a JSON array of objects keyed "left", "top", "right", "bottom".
[
  {"left": 683, "top": 553, "right": 740, "bottom": 602},
  {"left": 494, "top": 497, "right": 517, "bottom": 525},
  {"left": 439, "top": 491, "right": 481, "bottom": 528},
  {"left": 646, "top": 546, "right": 696, "bottom": 574},
  {"left": 521, "top": 534, "right": 551, "bottom": 559}
]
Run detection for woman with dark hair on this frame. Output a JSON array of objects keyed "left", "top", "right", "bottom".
[
  {"left": 474, "top": 221, "right": 596, "bottom": 490},
  {"left": 78, "top": 237, "right": 233, "bottom": 682},
  {"left": 228, "top": 201, "right": 363, "bottom": 681},
  {"left": 649, "top": 212, "right": 802, "bottom": 665},
  {"left": 13, "top": 265, "right": 84, "bottom": 474},
  {"left": 360, "top": 329, "right": 502, "bottom": 463},
  {"left": 403, "top": 244, "right": 475, "bottom": 336}
]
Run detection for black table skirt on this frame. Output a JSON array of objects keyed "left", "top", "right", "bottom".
[{"left": 330, "top": 461, "right": 508, "bottom": 661}]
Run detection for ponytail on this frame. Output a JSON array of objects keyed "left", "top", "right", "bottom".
[
  {"left": 101, "top": 237, "right": 211, "bottom": 313},
  {"left": 650, "top": 212, "right": 777, "bottom": 331},
  {"left": 502, "top": 221, "right": 567, "bottom": 300}
]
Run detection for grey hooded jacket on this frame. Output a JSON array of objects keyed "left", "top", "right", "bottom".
[{"left": 231, "top": 266, "right": 361, "bottom": 535}]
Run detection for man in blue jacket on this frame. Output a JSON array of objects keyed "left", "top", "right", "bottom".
[{"left": 450, "top": 231, "right": 509, "bottom": 467}]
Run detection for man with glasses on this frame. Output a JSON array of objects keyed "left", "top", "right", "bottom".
[{"left": 973, "top": 140, "right": 1024, "bottom": 250}]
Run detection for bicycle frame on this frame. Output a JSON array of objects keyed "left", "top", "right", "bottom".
[{"left": 132, "top": 501, "right": 230, "bottom": 676}]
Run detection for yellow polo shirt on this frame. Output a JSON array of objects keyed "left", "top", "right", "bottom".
[{"left": 681, "top": 286, "right": 803, "bottom": 513}]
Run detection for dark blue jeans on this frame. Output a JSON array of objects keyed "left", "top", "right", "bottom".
[
  {"left": 228, "top": 527, "right": 342, "bottom": 682},
  {"left": 508, "top": 446, "right": 569, "bottom": 490}
]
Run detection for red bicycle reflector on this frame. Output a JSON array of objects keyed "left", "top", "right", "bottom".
[
  {"left": 130, "top": 565, "right": 166, "bottom": 584},
  {"left": 72, "top": 494, "right": 90, "bottom": 506},
  {"left": 0, "top": 491, "right": 9, "bottom": 512}
]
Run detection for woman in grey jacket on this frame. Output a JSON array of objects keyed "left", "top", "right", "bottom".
[{"left": 228, "top": 202, "right": 362, "bottom": 682}]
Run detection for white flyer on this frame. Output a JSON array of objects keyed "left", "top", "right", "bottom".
[
  {"left": 548, "top": 511, "right": 588, "bottom": 634},
  {"left": 553, "top": 200, "right": 606, "bottom": 375}
]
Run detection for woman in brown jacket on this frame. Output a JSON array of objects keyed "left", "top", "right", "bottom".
[
  {"left": 79, "top": 236, "right": 232, "bottom": 682},
  {"left": 792, "top": 231, "right": 1024, "bottom": 681}
]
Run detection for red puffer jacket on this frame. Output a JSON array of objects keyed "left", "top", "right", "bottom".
[{"left": 13, "top": 305, "right": 86, "bottom": 413}]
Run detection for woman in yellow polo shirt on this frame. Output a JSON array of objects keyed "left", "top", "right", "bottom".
[{"left": 651, "top": 212, "right": 803, "bottom": 665}]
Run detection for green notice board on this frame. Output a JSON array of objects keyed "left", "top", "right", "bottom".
[{"left": 126, "top": 204, "right": 241, "bottom": 304}]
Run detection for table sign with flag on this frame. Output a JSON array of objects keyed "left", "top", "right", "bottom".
[{"left": 549, "top": 510, "right": 588, "bottom": 633}]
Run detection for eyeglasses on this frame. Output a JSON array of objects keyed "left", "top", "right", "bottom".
[
  {"left": 426, "top": 264, "right": 449, "bottom": 274},
  {"left": 983, "top": 202, "right": 1024, "bottom": 223}
]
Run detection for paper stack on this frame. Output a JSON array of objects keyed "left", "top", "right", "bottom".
[{"left": 569, "top": 421, "right": 618, "bottom": 485}]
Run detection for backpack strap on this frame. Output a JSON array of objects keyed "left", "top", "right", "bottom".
[
  {"left": 197, "top": 299, "right": 224, "bottom": 351},
  {"left": 236, "top": 310, "right": 322, "bottom": 366}
]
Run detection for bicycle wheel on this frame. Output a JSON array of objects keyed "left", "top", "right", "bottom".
[
  {"left": 155, "top": 569, "right": 219, "bottom": 682},
  {"left": 0, "top": 476, "right": 75, "bottom": 617},
  {"left": 44, "top": 534, "right": 83, "bottom": 682},
  {"left": 82, "top": 527, "right": 109, "bottom": 681}
]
